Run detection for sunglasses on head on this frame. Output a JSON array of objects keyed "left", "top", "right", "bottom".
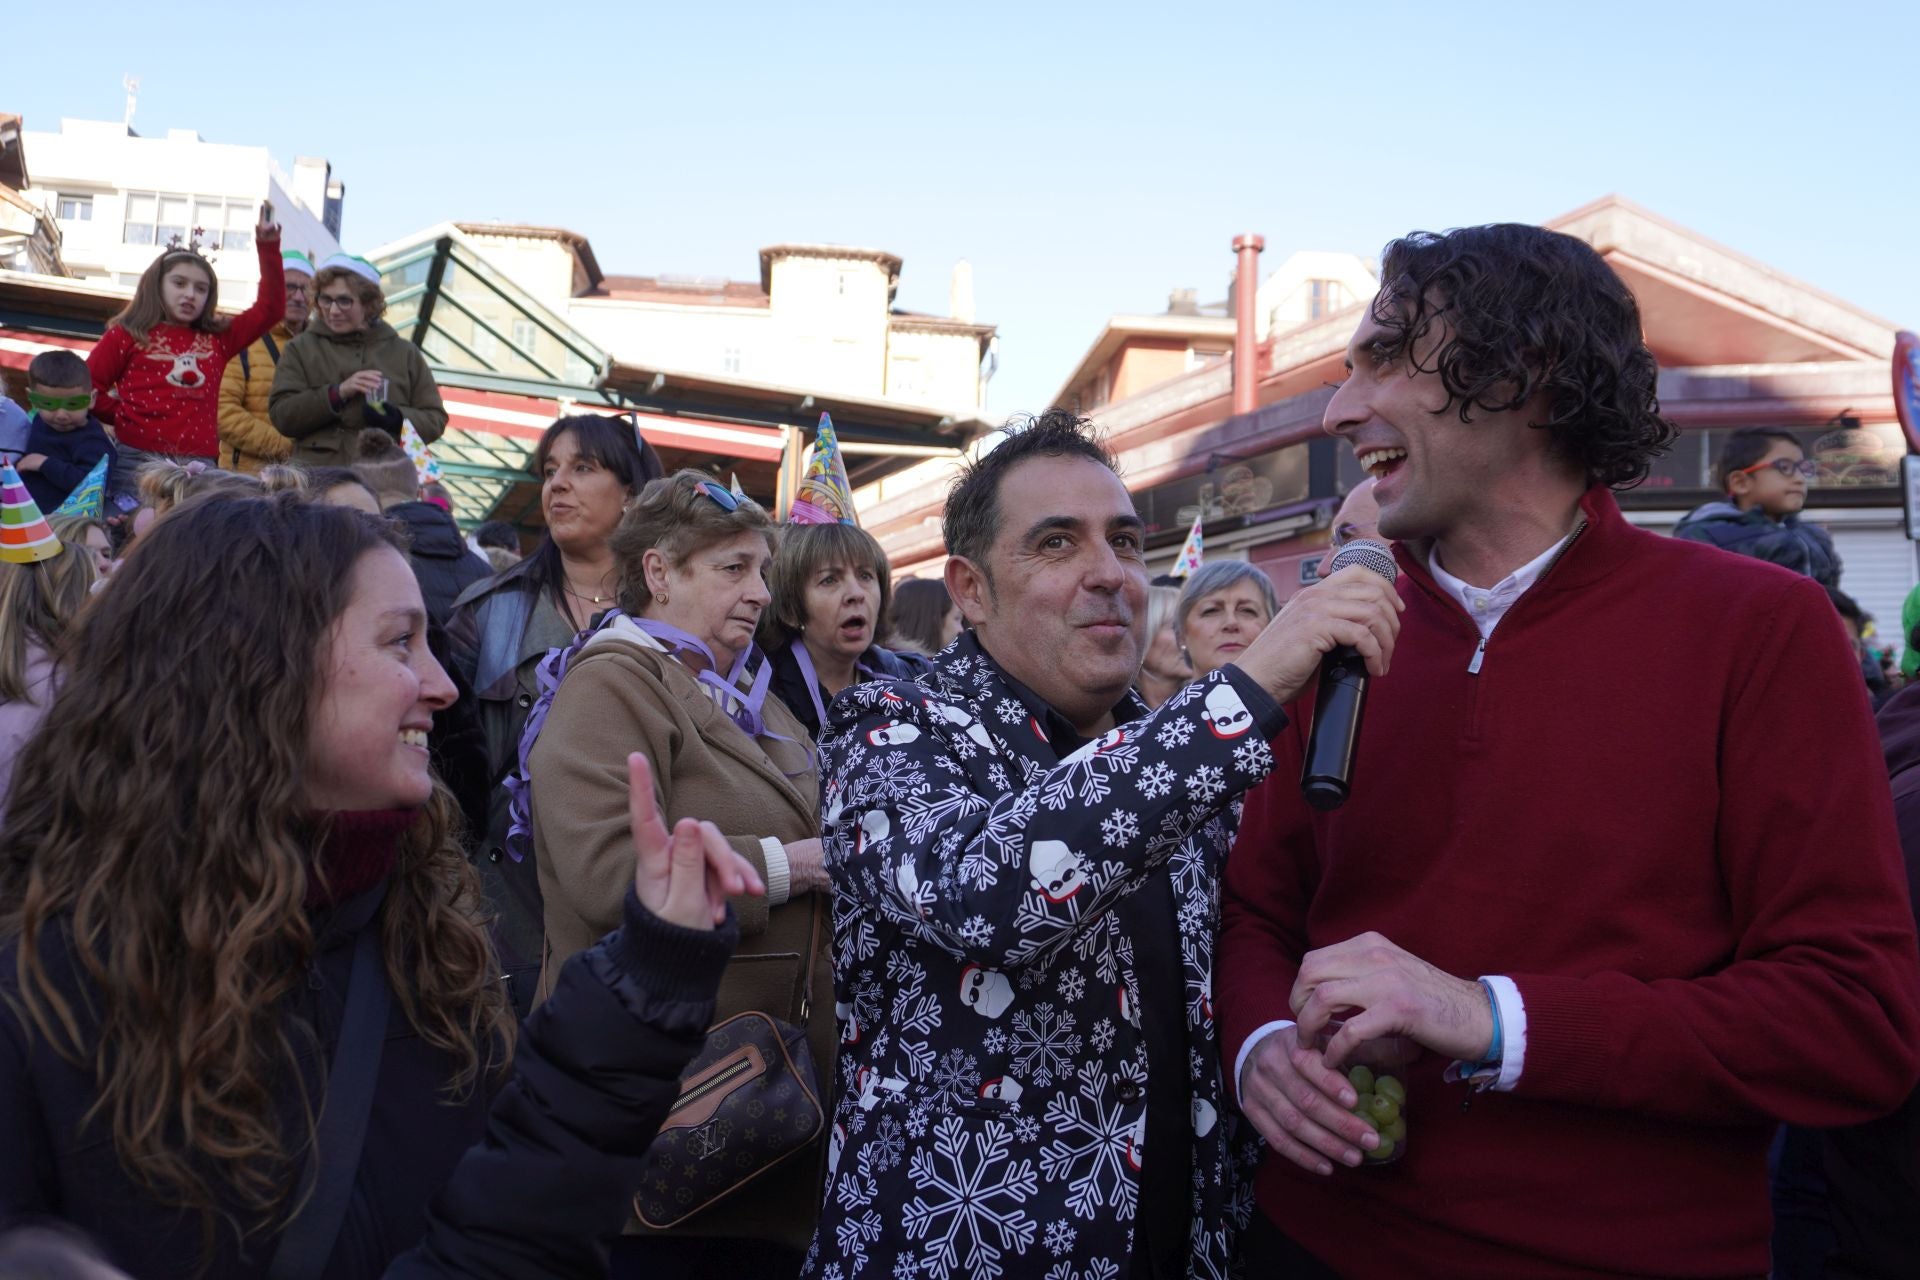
[
  {"left": 696, "top": 480, "right": 740, "bottom": 511},
  {"left": 28, "top": 392, "right": 91, "bottom": 413},
  {"left": 1737, "top": 457, "right": 1818, "bottom": 480}
]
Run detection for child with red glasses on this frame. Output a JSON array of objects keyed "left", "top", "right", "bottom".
[
  {"left": 1673, "top": 426, "right": 1840, "bottom": 587},
  {"left": 85, "top": 206, "right": 284, "bottom": 488},
  {"left": 17, "top": 350, "right": 117, "bottom": 514}
]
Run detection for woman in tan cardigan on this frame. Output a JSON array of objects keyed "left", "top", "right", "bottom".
[{"left": 527, "top": 470, "right": 830, "bottom": 1280}]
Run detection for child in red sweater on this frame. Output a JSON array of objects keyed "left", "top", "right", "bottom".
[{"left": 87, "top": 209, "right": 285, "bottom": 480}]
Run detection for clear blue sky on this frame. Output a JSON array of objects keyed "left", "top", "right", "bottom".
[{"left": 9, "top": 0, "right": 1916, "bottom": 417}]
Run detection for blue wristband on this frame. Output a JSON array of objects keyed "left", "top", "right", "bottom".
[{"left": 1477, "top": 977, "right": 1503, "bottom": 1066}]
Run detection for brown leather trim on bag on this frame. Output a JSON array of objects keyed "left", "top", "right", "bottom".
[
  {"left": 632, "top": 1010, "right": 825, "bottom": 1231},
  {"left": 657, "top": 1043, "right": 767, "bottom": 1130}
]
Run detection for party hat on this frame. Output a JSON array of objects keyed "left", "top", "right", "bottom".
[
  {"left": 729, "top": 472, "right": 746, "bottom": 499},
  {"left": 51, "top": 455, "right": 109, "bottom": 520},
  {"left": 400, "top": 421, "right": 443, "bottom": 485},
  {"left": 0, "top": 461, "right": 65, "bottom": 563},
  {"left": 1171, "top": 512, "right": 1204, "bottom": 578},
  {"left": 787, "top": 413, "right": 856, "bottom": 525}
]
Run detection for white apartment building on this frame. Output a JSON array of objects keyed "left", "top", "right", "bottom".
[
  {"left": 18, "top": 117, "right": 344, "bottom": 293},
  {"left": 376, "top": 223, "right": 999, "bottom": 418}
]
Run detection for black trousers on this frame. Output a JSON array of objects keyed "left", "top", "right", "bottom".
[
  {"left": 1239, "top": 1210, "right": 1344, "bottom": 1279},
  {"left": 608, "top": 1235, "right": 804, "bottom": 1280}
]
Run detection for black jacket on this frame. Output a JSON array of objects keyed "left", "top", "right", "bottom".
[
  {"left": 1821, "top": 686, "right": 1920, "bottom": 1278},
  {"left": 766, "top": 637, "right": 933, "bottom": 741},
  {"left": 387, "top": 891, "right": 734, "bottom": 1279},
  {"left": 388, "top": 502, "right": 491, "bottom": 628},
  {"left": 1671, "top": 500, "right": 1843, "bottom": 589},
  {"left": 1, "top": 886, "right": 732, "bottom": 1280},
  {"left": 0, "top": 885, "right": 488, "bottom": 1279}
]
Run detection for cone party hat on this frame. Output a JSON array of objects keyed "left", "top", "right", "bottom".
[
  {"left": 1171, "top": 512, "right": 1204, "bottom": 578},
  {"left": 787, "top": 413, "right": 856, "bottom": 525},
  {"left": 400, "top": 421, "right": 443, "bottom": 485},
  {"left": 51, "top": 455, "right": 109, "bottom": 520},
  {"left": 1, "top": 461, "right": 65, "bottom": 563}
]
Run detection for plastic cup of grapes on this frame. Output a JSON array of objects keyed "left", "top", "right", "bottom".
[{"left": 1313, "top": 1017, "right": 1412, "bottom": 1166}]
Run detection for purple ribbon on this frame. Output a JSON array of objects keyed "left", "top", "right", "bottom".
[{"left": 788, "top": 636, "right": 879, "bottom": 733}]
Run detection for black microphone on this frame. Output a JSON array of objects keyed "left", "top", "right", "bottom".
[{"left": 1300, "top": 539, "right": 1398, "bottom": 811}]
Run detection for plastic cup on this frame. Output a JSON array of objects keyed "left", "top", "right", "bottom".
[{"left": 1313, "top": 1016, "right": 1411, "bottom": 1166}]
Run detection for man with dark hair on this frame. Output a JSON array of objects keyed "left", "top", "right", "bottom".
[
  {"left": 1219, "top": 223, "right": 1920, "bottom": 1277},
  {"left": 805, "top": 410, "right": 1402, "bottom": 1280},
  {"left": 1672, "top": 426, "right": 1841, "bottom": 587}
]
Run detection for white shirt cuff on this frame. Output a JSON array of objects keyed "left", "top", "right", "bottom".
[
  {"left": 760, "top": 836, "right": 792, "bottom": 907},
  {"left": 1233, "top": 1019, "right": 1296, "bottom": 1102},
  {"left": 1480, "top": 974, "right": 1526, "bottom": 1091}
]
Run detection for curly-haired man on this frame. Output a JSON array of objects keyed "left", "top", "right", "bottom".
[{"left": 1219, "top": 223, "right": 1920, "bottom": 1277}]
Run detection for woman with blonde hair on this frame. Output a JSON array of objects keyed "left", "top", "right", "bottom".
[
  {"left": 0, "top": 541, "right": 97, "bottom": 810},
  {"left": 524, "top": 469, "right": 831, "bottom": 1278},
  {"left": 1136, "top": 582, "right": 1193, "bottom": 708}
]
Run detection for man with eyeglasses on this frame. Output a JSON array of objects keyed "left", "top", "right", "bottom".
[
  {"left": 216, "top": 249, "right": 314, "bottom": 474},
  {"left": 1672, "top": 427, "right": 1841, "bottom": 587}
]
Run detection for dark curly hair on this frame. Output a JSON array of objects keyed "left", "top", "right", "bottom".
[
  {"left": 944, "top": 410, "right": 1119, "bottom": 572},
  {"left": 1372, "top": 224, "right": 1677, "bottom": 488}
]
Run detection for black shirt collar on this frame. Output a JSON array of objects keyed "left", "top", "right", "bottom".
[{"left": 962, "top": 632, "right": 1149, "bottom": 757}]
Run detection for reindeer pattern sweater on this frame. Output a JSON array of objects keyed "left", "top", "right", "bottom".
[{"left": 86, "top": 234, "right": 284, "bottom": 459}]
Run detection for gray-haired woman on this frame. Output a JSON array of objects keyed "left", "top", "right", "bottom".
[{"left": 1177, "top": 560, "right": 1279, "bottom": 678}]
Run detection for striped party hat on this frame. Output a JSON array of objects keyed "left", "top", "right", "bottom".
[{"left": 0, "top": 461, "right": 64, "bottom": 563}]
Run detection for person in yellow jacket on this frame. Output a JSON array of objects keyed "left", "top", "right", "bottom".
[{"left": 216, "top": 250, "right": 314, "bottom": 474}]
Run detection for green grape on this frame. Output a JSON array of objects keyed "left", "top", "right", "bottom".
[
  {"left": 1347, "top": 1065, "right": 1375, "bottom": 1094},
  {"left": 1375, "top": 1075, "right": 1406, "bottom": 1106},
  {"left": 1380, "top": 1116, "right": 1406, "bottom": 1144},
  {"left": 1368, "top": 1136, "right": 1397, "bottom": 1161},
  {"left": 1366, "top": 1092, "right": 1400, "bottom": 1125}
]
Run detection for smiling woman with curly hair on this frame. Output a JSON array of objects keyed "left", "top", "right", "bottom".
[{"left": 0, "top": 492, "right": 514, "bottom": 1276}]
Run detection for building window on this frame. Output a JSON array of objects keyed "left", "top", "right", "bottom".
[
  {"left": 511, "top": 319, "right": 538, "bottom": 351},
  {"left": 56, "top": 195, "right": 92, "bottom": 222},
  {"left": 123, "top": 192, "right": 253, "bottom": 250},
  {"left": 472, "top": 327, "right": 498, "bottom": 363},
  {"left": 723, "top": 347, "right": 742, "bottom": 375},
  {"left": 1306, "top": 278, "right": 1350, "bottom": 321}
]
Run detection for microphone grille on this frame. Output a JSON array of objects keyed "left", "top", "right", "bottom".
[{"left": 1327, "top": 539, "right": 1398, "bottom": 584}]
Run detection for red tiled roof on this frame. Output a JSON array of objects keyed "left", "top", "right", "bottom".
[{"left": 584, "top": 275, "right": 770, "bottom": 308}]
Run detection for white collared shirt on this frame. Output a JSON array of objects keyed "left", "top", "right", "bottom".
[{"left": 1426, "top": 533, "right": 1573, "bottom": 640}]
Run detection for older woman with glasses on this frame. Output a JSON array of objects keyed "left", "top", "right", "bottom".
[
  {"left": 269, "top": 254, "right": 448, "bottom": 467},
  {"left": 523, "top": 469, "right": 831, "bottom": 1279}
]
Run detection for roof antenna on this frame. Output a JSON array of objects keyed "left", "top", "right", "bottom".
[{"left": 122, "top": 75, "right": 140, "bottom": 132}]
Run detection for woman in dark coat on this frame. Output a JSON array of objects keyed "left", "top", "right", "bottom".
[
  {"left": 0, "top": 493, "right": 759, "bottom": 1278},
  {"left": 446, "top": 415, "right": 662, "bottom": 1016}
]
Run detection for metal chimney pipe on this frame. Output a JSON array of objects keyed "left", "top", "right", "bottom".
[{"left": 1231, "top": 233, "right": 1265, "bottom": 417}]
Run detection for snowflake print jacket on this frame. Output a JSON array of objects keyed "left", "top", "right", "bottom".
[{"left": 805, "top": 633, "right": 1284, "bottom": 1280}]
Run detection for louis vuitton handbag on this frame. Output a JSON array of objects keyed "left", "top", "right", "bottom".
[{"left": 632, "top": 902, "right": 826, "bottom": 1230}]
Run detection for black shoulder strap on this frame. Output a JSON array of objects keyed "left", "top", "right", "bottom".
[
  {"left": 239, "top": 335, "right": 281, "bottom": 384},
  {"left": 267, "top": 919, "right": 392, "bottom": 1280}
]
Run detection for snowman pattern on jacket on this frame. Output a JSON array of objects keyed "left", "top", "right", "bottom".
[{"left": 804, "top": 631, "right": 1279, "bottom": 1280}]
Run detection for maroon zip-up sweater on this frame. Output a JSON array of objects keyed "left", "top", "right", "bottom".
[{"left": 1219, "top": 485, "right": 1920, "bottom": 1279}]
